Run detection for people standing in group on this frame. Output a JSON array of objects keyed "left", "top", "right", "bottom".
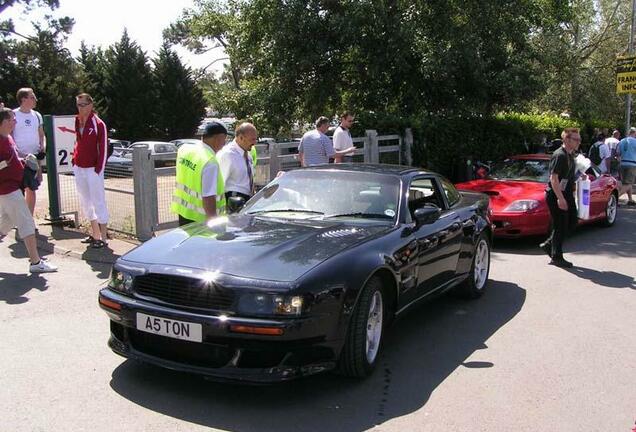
[
  {"left": 217, "top": 122, "right": 258, "bottom": 212},
  {"left": 0, "top": 108, "right": 57, "bottom": 273},
  {"left": 332, "top": 112, "right": 356, "bottom": 163},
  {"left": 539, "top": 127, "right": 580, "bottom": 268},
  {"left": 298, "top": 116, "right": 354, "bottom": 167},
  {"left": 617, "top": 127, "right": 636, "bottom": 206},
  {"left": 72, "top": 93, "right": 109, "bottom": 248},
  {"left": 12, "top": 88, "right": 45, "bottom": 217},
  {"left": 172, "top": 121, "right": 227, "bottom": 226}
]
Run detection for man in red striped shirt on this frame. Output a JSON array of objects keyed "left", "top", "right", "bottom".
[
  {"left": 72, "top": 93, "right": 109, "bottom": 248},
  {"left": 0, "top": 108, "right": 57, "bottom": 272}
]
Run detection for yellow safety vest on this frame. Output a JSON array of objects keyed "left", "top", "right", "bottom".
[
  {"left": 171, "top": 143, "right": 225, "bottom": 222},
  {"left": 250, "top": 146, "right": 258, "bottom": 166}
]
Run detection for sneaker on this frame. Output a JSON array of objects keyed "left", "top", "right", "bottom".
[
  {"left": 80, "top": 235, "right": 94, "bottom": 244},
  {"left": 628, "top": 200, "right": 636, "bottom": 206},
  {"left": 549, "top": 258, "right": 573, "bottom": 268},
  {"left": 30, "top": 260, "right": 58, "bottom": 273},
  {"left": 539, "top": 241, "right": 552, "bottom": 258}
]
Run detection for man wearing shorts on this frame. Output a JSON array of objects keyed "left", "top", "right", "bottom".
[
  {"left": 0, "top": 108, "right": 57, "bottom": 273},
  {"left": 617, "top": 127, "right": 636, "bottom": 206},
  {"left": 12, "top": 88, "right": 45, "bottom": 216}
]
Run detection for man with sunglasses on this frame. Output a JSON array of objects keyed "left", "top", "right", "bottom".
[
  {"left": 72, "top": 93, "right": 109, "bottom": 248},
  {"left": 12, "top": 88, "right": 45, "bottom": 217},
  {"left": 540, "top": 127, "right": 580, "bottom": 268}
]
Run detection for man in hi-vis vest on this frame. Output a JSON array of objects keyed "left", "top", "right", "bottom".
[{"left": 171, "top": 121, "right": 227, "bottom": 226}]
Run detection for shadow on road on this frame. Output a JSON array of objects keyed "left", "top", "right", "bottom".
[
  {"left": 109, "top": 280, "right": 525, "bottom": 432},
  {"left": 565, "top": 266, "right": 635, "bottom": 289},
  {"left": 494, "top": 206, "right": 636, "bottom": 260},
  {"left": 0, "top": 272, "right": 48, "bottom": 304}
]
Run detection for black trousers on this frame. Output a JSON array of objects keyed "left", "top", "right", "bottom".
[
  {"left": 544, "top": 191, "right": 576, "bottom": 259},
  {"left": 225, "top": 191, "right": 251, "bottom": 213}
]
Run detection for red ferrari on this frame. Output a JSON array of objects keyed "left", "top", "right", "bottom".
[{"left": 456, "top": 154, "right": 618, "bottom": 238}]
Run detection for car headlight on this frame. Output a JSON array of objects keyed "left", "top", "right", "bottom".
[
  {"left": 108, "top": 268, "right": 134, "bottom": 295},
  {"left": 237, "top": 293, "right": 303, "bottom": 316},
  {"left": 503, "top": 200, "right": 540, "bottom": 212}
]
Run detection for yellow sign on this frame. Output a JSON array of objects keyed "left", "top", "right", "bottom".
[{"left": 616, "top": 55, "right": 636, "bottom": 94}]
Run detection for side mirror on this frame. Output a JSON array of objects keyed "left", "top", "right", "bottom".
[
  {"left": 413, "top": 205, "right": 441, "bottom": 225},
  {"left": 227, "top": 196, "right": 246, "bottom": 214}
]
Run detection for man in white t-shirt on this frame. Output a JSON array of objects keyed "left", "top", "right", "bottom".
[
  {"left": 332, "top": 111, "right": 355, "bottom": 163},
  {"left": 604, "top": 130, "right": 621, "bottom": 176},
  {"left": 12, "top": 88, "right": 45, "bottom": 216}
]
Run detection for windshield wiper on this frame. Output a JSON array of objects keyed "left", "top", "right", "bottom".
[
  {"left": 324, "top": 212, "right": 393, "bottom": 219},
  {"left": 247, "top": 209, "right": 324, "bottom": 215}
]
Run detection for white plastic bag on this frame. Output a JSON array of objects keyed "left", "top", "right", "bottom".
[
  {"left": 576, "top": 175, "right": 591, "bottom": 220},
  {"left": 574, "top": 154, "right": 591, "bottom": 175}
]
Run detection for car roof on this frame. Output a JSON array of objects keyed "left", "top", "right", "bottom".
[
  {"left": 302, "top": 163, "right": 430, "bottom": 176},
  {"left": 131, "top": 141, "right": 173, "bottom": 146}
]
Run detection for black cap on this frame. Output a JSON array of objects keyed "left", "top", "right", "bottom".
[{"left": 203, "top": 121, "right": 228, "bottom": 137}]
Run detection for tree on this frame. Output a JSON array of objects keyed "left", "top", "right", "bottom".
[
  {"left": 152, "top": 42, "right": 206, "bottom": 140},
  {"left": 530, "top": 0, "right": 631, "bottom": 123},
  {"left": 0, "top": 0, "right": 59, "bottom": 16},
  {"left": 101, "top": 30, "right": 155, "bottom": 141},
  {"left": 77, "top": 42, "right": 107, "bottom": 109},
  {"left": 0, "top": 16, "right": 80, "bottom": 114},
  {"left": 168, "top": 0, "right": 556, "bottom": 135}
]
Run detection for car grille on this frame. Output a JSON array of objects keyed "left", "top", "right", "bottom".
[
  {"left": 133, "top": 274, "right": 235, "bottom": 310},
  {"left": 129, "top": 329, "right": 234, "bottom": 368}
]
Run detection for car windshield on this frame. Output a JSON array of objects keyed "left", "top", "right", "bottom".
[
  {"left": 242, "top": 170, "right": 400, "bottom": 222},
  {"left": 488, "top": 159, "right": 550, "bottom": 182}
]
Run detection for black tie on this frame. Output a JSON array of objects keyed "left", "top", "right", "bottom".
[{"left": 244, "top": 150, "right": 254, "bottom": 195}]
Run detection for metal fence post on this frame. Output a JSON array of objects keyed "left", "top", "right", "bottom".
[
  {"left": 43, "top": 115, "right": 62, "bottom": 221},
  {"left": 133, "top": 148, "right": 157, "bottom": 241},
  {"left": 404, "top": 128, "right": 413, "bottom": 166},
  {"left": 365, "top": 130, "right": 379, "bottom": 163},
  {"left": 269, "top": 142, "right": 281, "bottom": 181}
]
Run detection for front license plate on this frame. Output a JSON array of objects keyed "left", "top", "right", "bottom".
[{"left": 136, "top": 313, "right": 202, "bottom": 342}]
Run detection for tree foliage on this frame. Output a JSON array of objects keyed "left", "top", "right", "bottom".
[{"left": 152, "top": 42, "right": 206, "bottom": 140}]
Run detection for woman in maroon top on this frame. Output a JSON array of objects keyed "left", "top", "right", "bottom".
[
  {"left": 0, "top": 108, "right": 57, "bottom": 272},
  {"left": 72, "top": 93, "right": 109, "bottom": 248}
]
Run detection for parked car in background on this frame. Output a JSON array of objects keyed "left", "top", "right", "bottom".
[
  {"left": 456, "top": 154, "right": 618, "bottom": 238},
  {"left": 104, "top": 153, "right": 133, "bottom": 178},
  {"left": 170, "top": 139, "right": 200, "bottom": 148},
  {"left": 99, "top": 164, "right": 492, "bottom": 383},
  {"left": 125, "top": 141, "right": 178, "bottom": 167}
]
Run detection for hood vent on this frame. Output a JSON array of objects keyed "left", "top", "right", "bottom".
[
  {"left": 483, "top": 191, "right": 500, "bottom": 196},
  {"left": 320, "top": 228, "right": 362, "bottom": 238}
]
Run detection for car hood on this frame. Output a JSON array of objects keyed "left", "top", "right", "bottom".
[
  {"left": 456, "top": 179, "right": 546, "bottom": 212},
  {"left": 121, "top": 215, "right": 391, "bottom": 282}
]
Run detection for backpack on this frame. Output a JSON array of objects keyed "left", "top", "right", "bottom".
[{"left": 589, "top": 142, "right": 602, "bottom": 165}]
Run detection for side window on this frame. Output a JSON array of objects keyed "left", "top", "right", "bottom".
[
  {"left": 440, "top": 177, "right": 461, "bottom": 207},
  {"left": 408, "top": 177, "right": 443, "bottom": 218}
]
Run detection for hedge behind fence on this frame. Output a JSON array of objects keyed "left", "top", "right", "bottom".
[{"left": 353, "top": 111, "right": 616, "bottom": 181}]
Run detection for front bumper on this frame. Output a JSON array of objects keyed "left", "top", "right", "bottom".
[
  {"left": 491, "top": 210, "right": 550, "bottom": 238},
  {"left": 99, "top": 289, "right": 340, "bottom": 383}
]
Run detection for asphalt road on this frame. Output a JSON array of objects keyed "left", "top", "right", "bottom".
[{"left": 1, "top": 207, "right": 635, "bottom": 432}]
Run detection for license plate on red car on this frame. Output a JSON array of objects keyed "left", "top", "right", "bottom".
[{"left": 136, "top": 313, "right": 202, "bottom": 342}]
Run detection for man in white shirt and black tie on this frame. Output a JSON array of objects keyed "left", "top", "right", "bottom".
[{"left": 217, "top": 122, "right": 258, "bottom": 212}]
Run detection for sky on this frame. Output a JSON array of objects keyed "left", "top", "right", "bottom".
[{"left": 5, "top": 0, "right": 226, "bottom": 74}]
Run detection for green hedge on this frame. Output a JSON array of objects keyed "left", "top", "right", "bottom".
[{"left": 351, "top": 111, "right": 617, "bottom": 181}]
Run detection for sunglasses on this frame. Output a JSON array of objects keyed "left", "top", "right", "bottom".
[{"left": 76, "top": 102, "right": 91, "bottom": 107}]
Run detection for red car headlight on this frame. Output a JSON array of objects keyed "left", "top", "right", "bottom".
[{"left": 503, "top": 200, "right": 540, "bottom": 212}]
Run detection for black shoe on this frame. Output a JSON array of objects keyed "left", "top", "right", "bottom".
[
  {"left": 539, "top": 241, "right": 552, "bottom": 257},
  {"left": 550, "top": 257, "right": 573, "bottom": 268}
]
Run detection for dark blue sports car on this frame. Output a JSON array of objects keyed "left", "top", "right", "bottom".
[{"left": 99, "top": 164, "right": 492, "bottom": 382}]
